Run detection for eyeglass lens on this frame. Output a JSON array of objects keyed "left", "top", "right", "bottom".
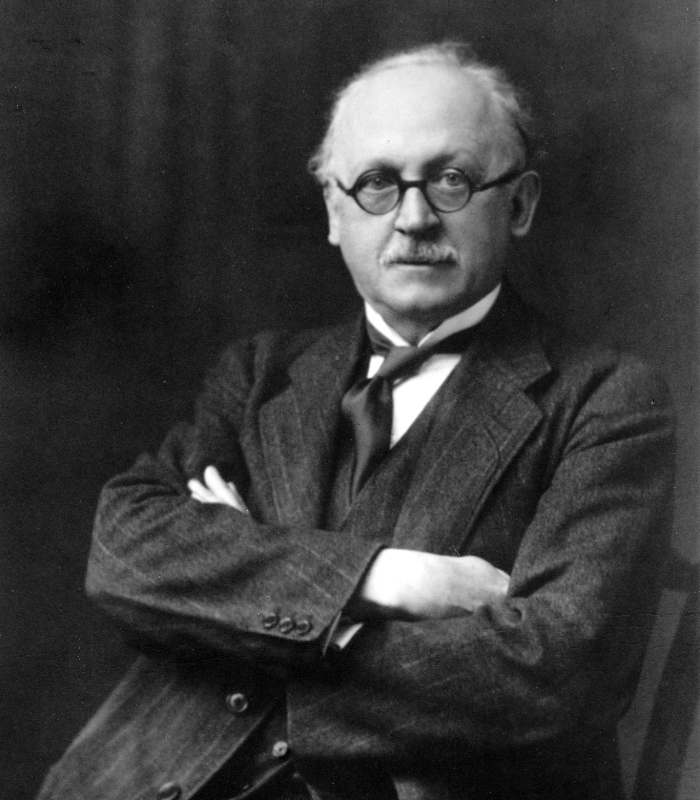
[{"left": 355, "top": 173, "right": 471, "bottom": 214}]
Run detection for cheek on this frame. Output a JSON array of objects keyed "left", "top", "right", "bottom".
[
  {"left": 336, "top": 224, "right": 388, "bottom": 300},
  {"left": 338, "top": 235, "right": 376, "bottom": 293},
  {"left": 337, "top": 215, "right": 388, "bottom": 260},
  {"left": 449, "top": 206, "right": 511, "bottom": 261}
]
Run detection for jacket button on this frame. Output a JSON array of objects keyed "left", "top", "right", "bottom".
[
  {"left": 272, "top": 740, "right": 290, "bottom": 758},
  {"left": 262, "top": 612, "right": 279, "bottom": 629},
  {"left": 225, "top": 692, "right": 250, "bottom": 714},
  {"left": 156, "top": 782, "right": 181, "bottom": 800},
  {"left": 295, "top": 618, "right": 313, "bottom": 636},
  {"left": 278, "top": 617, "right": 295, "bottom": 634},
  {"left": 504, "top": 606, "right": 524, "bottom": 623}
]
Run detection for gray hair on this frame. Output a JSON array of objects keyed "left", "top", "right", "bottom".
[{"left": 308, "top": 41, "right": 537, "bottom": 187}]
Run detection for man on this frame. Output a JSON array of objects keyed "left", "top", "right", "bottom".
[{"left": 38, "top": 42, "right": 674, "bottom": 800}]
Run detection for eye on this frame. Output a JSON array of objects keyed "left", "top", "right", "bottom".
[
  {"left": 356, "top": 171, "right": 396, "bottom": 193},
  {"left": 432, "top": 168, "right": 470, "bottom": 190}
]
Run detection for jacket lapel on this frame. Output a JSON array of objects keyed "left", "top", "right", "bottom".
[
  {"left": 388, "top": 287, "right": 552, "bottom": 554},
  {"left": 257, "top": 314, "right": 365, "bottom": 528},
  {"left": 257, "top": 287, "right": 551, "bottom": 550}
]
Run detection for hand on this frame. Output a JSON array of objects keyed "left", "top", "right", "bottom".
[
  {"left": 349, "top": 549, "right": 510, "bottom": 621},
  {"left": 188, "top": 466, "right": 249, "bottom": 514}
]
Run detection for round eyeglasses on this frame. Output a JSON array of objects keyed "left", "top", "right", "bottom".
[{"left": 335, "top": 166, "right": 524, "bottom": 215}]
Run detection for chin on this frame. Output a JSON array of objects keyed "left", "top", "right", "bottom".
[
  {"left": 384, "top": 300, "right": 461, "bottom": 331},
  {"left": 385, "top": 285, "right": 468, "bottom": 318}
]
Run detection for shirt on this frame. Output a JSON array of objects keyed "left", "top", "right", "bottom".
[{"left": 364, "top": 283, "right": 501, "bottom": 446}]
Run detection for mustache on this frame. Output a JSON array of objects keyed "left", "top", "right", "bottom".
[{"left": 379, "top": 242, "right": 458, "bottom": 267}]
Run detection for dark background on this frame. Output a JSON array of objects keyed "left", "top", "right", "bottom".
[{"left": 0, "top": 1, "right": 697, "bottom": 798}]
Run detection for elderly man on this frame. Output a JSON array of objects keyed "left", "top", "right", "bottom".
[{"left": 38, "top": 42, "right": 674, "bottom": 800}]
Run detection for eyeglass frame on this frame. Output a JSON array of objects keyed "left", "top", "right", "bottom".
[{"left": 333, "top": 165, "right": 526, "bottom": 215}]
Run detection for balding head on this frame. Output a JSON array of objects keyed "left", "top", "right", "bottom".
[{"left": 309, "top": 42, "right": 536, "bottom": 187}]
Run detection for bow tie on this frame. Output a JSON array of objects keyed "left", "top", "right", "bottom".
[{"left": 341, "top": 322, "right": 474, "bottom": 498}]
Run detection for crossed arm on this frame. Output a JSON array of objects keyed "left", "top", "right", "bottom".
[
  {"left": 188, "top": 465, "right": 510, "bottom": 621},
  {"left": 87, "top": 337, "right": 674, "bottom": 765}
]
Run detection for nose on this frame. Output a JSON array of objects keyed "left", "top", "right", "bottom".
[{"left": 393, "top": 187, "right": 440, "bottom": 234}]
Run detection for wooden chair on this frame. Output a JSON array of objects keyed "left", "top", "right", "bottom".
[{"left": 618, "top": 553, "right": 699, "bottom": 799}]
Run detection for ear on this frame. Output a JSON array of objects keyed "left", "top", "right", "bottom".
[
  {"left": 324, "top": 184, "right": 341, "bottom": 246},
  {"left": 509, "top": 170, "right": 541, "bottom": 238}
]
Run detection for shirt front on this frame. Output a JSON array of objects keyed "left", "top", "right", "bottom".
[{"left": 364, "top": 283, "right": 501, "bottom": 446}]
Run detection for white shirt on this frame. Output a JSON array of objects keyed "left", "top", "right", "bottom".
[{"left": 364, "top": 283, "right": 501, "bottom": 446}]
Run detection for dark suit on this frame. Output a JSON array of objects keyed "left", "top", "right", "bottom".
[{"left": 38, "top": 287, "right": 675, "bottom": 800}]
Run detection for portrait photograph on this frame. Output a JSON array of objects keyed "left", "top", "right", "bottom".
[{"left": 0, "top": 2, "right": 697, "bottom": 799}]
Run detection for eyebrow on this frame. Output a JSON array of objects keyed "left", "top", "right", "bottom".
[{"left": 352, "top": 153, "right": 486, "bottom": 180}]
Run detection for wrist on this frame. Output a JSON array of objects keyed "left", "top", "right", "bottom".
[{"left": 349, "top": 548, "right": 416, "bottom": 620}]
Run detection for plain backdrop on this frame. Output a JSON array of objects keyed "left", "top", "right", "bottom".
[{"left": 0, "top": 1, "right": 697, "bottom": 798}]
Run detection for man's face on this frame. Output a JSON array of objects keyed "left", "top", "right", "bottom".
[{"left": 324, "top": 64, "right": 538, "bottom": 341}]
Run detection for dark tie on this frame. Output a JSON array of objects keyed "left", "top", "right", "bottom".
[{"left": 341, "top": 323, "right": 472, "bottom": 498}]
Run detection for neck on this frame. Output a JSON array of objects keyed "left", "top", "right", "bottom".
[
  {"left": 366, "top": 284, "right": 503, "bottom": 347},
  {"left": 384, "top": 319, "right": 433, "bottom": 346}
]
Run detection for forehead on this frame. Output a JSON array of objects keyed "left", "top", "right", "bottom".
[{"left": 333, "top": 64, "right": 496, "bottom": 174}]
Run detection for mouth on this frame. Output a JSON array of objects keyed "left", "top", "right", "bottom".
[{"left": 389, "top": 258, "right": 455, "bottom": 267}]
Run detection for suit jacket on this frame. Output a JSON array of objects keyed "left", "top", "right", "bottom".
[{"left": 37, "top": 286, "right": 675, "bottom": 800}]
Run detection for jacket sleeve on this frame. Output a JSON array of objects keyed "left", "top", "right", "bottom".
[
  {"left": 85, "top": 338, "right": 382, "bottom": 670},
  {"left": 287, "top": 356, "right": 676, "bottom": 766}
]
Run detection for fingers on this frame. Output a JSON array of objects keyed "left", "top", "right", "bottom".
[
  {"left": 187, "top": 478, "right": 214, "bottom": 503},
  {"left": 187, "top": 466, "right": 249, "bottom": 513},
  {"left": 496, "top": 567, "right": 510, "bottom": 589},
  {"left": 204, "top": 465, "right": 249, "bottom": 512},
  {"left": 448, "top": 555, "right": 510, "bottom": 611},
  {"left": 458, "top": 555, "right": 510, "bottom": 582}
]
